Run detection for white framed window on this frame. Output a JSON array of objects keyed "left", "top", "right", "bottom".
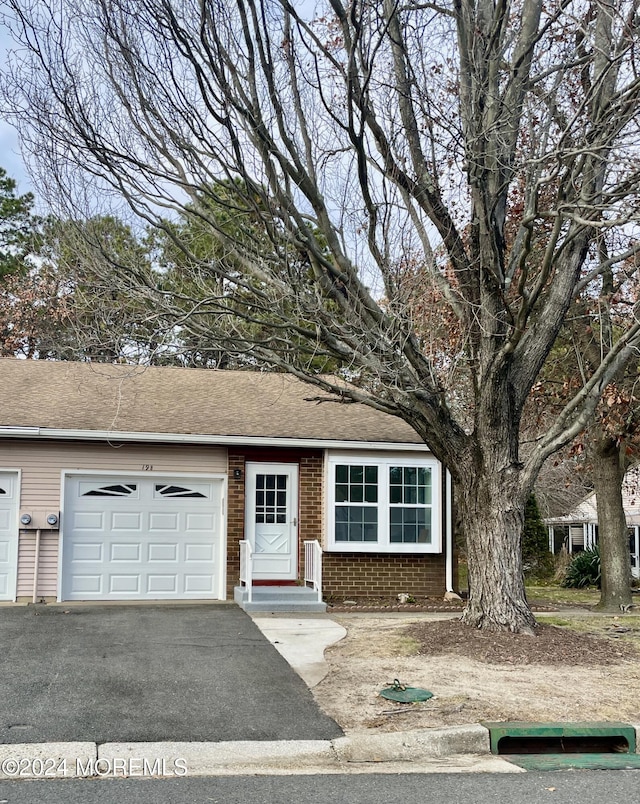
[{"left": 327, "top": 453, "right": 441, "bottom": 553}]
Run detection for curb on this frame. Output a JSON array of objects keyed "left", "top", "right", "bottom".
[
  {"left": 0, "top": 725, "right": 494, "bottom": 779},
  {"left": 6, "top": 722, "right": 637, "bottom": 778},
  {"left": 333, "top": 724, "right": 490, "bottom": 763}
]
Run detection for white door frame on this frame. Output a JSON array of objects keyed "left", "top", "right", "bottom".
[
  {"left": 245, "top": 462, "right": 299, "bottom": 581},
  {"left": 631, "top": 525, "right": 640, "bottom": 579}
]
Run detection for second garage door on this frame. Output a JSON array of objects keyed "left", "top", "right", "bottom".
[
  {"left": 0, "top": 472, "right": 18, "bottom": 601},
  {"left": 62, "top": 474, "right": 224, "bottom": 601}
]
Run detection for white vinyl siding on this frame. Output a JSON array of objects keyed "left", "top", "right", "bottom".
[{"left": 17, "top": 531, "right": 58, "bottom": 600}]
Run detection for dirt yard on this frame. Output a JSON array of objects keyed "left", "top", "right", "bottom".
[{"left": 312, "top": 612, "right": 640, "bottom": 734}]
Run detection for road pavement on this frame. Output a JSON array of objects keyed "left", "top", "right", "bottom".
[{"left": 0, "top": 770, "right": 638, "bottom": 804}]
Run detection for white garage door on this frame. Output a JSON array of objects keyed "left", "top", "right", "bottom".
[
  {"left": 0, "top": 472, "right": 19, "bottom": 601},
  {"left": 62, "top": 475, "right": 224, "bottom": 601}
]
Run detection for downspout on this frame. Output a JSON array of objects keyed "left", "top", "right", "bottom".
[
  {"left": 32, "top": 528, "right": 41, "bottom": 604},
  {"left": 445, "top": 469, "right": 454, "bottom": 593}
]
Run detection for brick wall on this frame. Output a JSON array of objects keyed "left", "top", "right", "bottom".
[
  {"left": 322, "top": 552, "right": 447, "bottom": 600},
  {"left": 226, "top": 452, "right": 247, "bottom": 597}
]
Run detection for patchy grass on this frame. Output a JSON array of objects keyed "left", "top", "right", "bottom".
[
  {"left": 458, "top": 565, "right": 601, "bottom": 608},
  {"left": 539, "top": 616, "right": 573, "bottom": 627},
  {"left": 537, "top": 614, "right": 640, "bottom": 646},
  {"left": 457, "top": 561, "right": 468, "bottom": 591},
  {"left": 316, "top": 614, "right": 640, "bottom": 731},
  {"left": 390, "top": 634, "right": 421, "bottom": 657},
  {"left": 459, "top": 571, "right": 635, "bottom": 613},
  {"left": 525, "top": 584, "right": 601, "bottom": 607}
]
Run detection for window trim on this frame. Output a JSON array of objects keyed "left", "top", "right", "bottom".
[{"left": 326, "top": 453, "right": 441, "bottom": 553}]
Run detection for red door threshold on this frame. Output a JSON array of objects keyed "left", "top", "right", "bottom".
[{"left": 252, "top": 580, "right": 298, "bottom": 587}]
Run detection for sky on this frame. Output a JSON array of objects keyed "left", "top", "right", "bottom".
[
  {"left": 1, "top": 18, "right": 33, "bottom": 195},
  {"left": 0, "top": 121, "right": 28, "bottom": 191}
]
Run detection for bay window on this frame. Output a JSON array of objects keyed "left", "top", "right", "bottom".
[{"left": 328, "top": 454, "right": 440, "bottom": 552}]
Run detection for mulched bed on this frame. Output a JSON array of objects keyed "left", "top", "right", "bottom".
[
  {"left": 327, "top": 596, "right": 557, "bottom": 613},
  {"left": 406, "top": 620, "right": 639, "bottom": 666},
  {"left": 328, "top": 602, "right": 465, "bottom": 612},
  {"left": 327, "top": 595, "right": 465, "bottom": 612}
]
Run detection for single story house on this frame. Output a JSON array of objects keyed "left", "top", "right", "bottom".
[
  {"left": 546, "top": 465, "right": 640, "bottom": 579},
  {"left": 0, "top": 359, "right": 455, "bottom": 610}
]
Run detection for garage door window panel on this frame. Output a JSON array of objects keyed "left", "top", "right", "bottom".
[
  {"left": 81, "top": 483, "right": 138, "bottom": 497},
  {"left": 154, "top": 484, "right": 208, "bottom": 498}
]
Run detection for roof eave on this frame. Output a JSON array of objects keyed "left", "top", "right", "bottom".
[{"left": 0, "top": 425, "right": 430, "bottom": 452}]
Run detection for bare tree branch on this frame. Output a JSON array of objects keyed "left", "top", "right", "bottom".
[{"left": 3, "top": 0, "right": 640, "bottom": 632}]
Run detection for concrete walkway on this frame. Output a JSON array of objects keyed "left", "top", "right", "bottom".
[{"left": 251, "top": 616, "right": 347, "bottom": 687}]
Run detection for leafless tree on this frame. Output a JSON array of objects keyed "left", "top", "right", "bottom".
[
  {"left": 567, "top": 291, "right": 640, "bottom": 611},
  {"left": 4, "top": 0, "right": 640, "bottom": 631}
]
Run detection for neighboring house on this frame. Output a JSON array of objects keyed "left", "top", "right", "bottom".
[
  {"left": 546, "top": 465, "right": 640, "bottom": 579},
  {"left": 0, "top": 359, "right": 454, "bottom": 610}
]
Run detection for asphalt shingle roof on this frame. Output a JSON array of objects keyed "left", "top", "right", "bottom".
[{"left": 0, "top": 359, "right": 424, "bottom": 445}]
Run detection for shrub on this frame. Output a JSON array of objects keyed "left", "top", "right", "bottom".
[{"left": 562, "top": 546, "right": 601, "bottom": 589}]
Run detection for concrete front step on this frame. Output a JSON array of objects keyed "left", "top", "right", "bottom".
[
  {"left": 239, "top": 601, "right": 328, "bottom": 612},
  {"left": 234, "top": 585, "right": 326, "bottom": 613}
]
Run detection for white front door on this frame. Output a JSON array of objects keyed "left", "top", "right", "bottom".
[
  {"left": 0, "top": 472, "right": 19, "bottom": 601},
  {"left": 245, "top": 463, "right": 298, "bottom": 580}
]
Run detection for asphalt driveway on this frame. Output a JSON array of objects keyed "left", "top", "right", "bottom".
[{"left": 0, "top": 604, "right": 342, "bottom": 744}]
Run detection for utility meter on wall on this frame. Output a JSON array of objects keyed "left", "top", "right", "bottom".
[{"left": 18, "top": 510, "right": 60, "bottom": 529}]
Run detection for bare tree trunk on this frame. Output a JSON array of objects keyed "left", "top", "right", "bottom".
[
  {"left": 592, "top": 437, "right": 632, "bottom": 611},
  {"left": 456, "top": 449, "right": 537, "bottom": 633}
]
